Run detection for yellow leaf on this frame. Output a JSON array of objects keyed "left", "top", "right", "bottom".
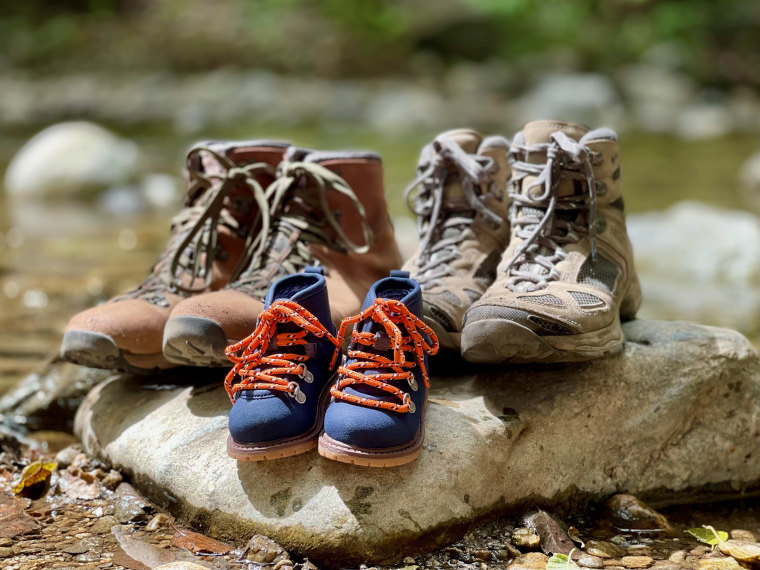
[{"left": 12, "top": 460, "right": 57, "bottom": 496}]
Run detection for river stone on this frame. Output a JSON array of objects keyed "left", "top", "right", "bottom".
[
  {"left": 74, "top": 320, "right": 760, "bottom": 565},
  {"left": 627, "top": 201, "right": 760, "bottom": 335},
  {"left": 4, "top": 121, "right": 139, "bottom": 199}
]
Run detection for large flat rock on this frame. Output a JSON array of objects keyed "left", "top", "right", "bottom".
[{"left": 74, "top": 320, "right": 760, "bottom": 565}]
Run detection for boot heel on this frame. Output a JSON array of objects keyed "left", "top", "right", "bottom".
[{"left": 620, "top": 274, "right": 642, "bottom": 320}]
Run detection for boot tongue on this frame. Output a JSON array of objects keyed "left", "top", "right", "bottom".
[
  {"left": 434, "top": 129, "right": 483, "bottom": 201},
  {"left": 519, "top": 121, "right": 589, "bottom": 201},
  {"left": 523, "top": 120, "right": 588, "bottom": 146}
]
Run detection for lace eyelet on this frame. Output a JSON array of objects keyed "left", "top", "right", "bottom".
[
  {"left": 408, "top": 376, "right": 418, "bottom": 391},
  {"left": 299, "top": 368, "right": 314, "bottom": 383},
  {"left": 403, "top": 393, "right": 416, "bottom": 413},
  {"left": 288, "top": 383, "right": 307, "bottom": 404}
]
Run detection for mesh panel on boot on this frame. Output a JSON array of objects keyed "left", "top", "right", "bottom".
[
  {"left": 464, "top": 305, "right": 573, "bottom": 335},
  {"left": 578, "top": 255, "right": 620, "bottom": 293},
  {"left": 527, "top": 315, "right": 573, "bottom": 335},
  {"left": 425, "top": 304, "right": 457, "bottom": 332},
  {"left": 569, "top": 291, "right": 605, "bottom": 308},
  {"left": 518, "top": 294, "right": 564, "bottom": 307}
]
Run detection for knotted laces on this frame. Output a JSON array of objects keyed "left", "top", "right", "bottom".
[
  {"left": 224, "top": 300, "right": 339, "bottom": 404},
  {"left": 121, "top": 145, "right": 275, "bottom": 304},
  {"left": 404, "top": 137, "right": 501, "bottom": 290},
  {"left": 330, "top": 298, "right": 439, "bottom": 414},
  {"left": 505, "top": 131, "right": 602, "bottom": 292},
  {"left": 232, "top": 160, "right": 374, "bottom": 298}
]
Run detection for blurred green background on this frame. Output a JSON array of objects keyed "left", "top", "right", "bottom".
[{"left": 0, "top": 0, "right": 759, "bottom": 391}]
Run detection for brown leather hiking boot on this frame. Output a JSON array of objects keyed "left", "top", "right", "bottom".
[
  {"left": 401, "top": 129, "right": 511, "bottom": 351},
  {"left": 461, "top": 120, "right": 641, "bottom": 363},
  {"left": 60, "top": 140, "right": 289, "bottom": 373},
  {"left": 162, "top": 150, "right": 402, "bottom": 367}
]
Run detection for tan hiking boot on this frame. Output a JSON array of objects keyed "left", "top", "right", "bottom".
[
  {"left": 461, "top": 120, "right": 641, "bottom": 363},
  {"left": 60, "top": 140, "right": 289, "bottom": 372},
  {"left": 401, "top": 129, "right": 511, "bottom": 351},
  {"left": 162, "top": 149, "right": 402, "bottom": 367}
]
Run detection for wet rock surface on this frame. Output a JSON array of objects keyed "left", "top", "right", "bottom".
[{"left": 74, "top": 319, "right": 760, "bottom": 564}]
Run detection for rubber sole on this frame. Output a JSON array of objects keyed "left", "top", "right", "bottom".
[
  {"left": 460, "top": 317, "right": 624, "bottom": 364},
  {"left": 227, "top": 379, "right": 334, "bottom": 461},
  {"left": 425, "top": 317, "right": 462, "bottom": 352},
  {"left": 317, "top": 405, "right": 426, "bottom": 468},
  {"left": 162, "top": 316, "right": 232, "bottom": 367},
  {"left": 60, "top": 329, "right": 168, "bottom": 374}
]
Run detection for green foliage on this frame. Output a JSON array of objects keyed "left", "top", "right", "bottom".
[
  {"left": 546, "top": 550, "right": 580, "bottom": 570},
  {"left": 686, "top": 526, "right": 729, "bottom": 547},
  {"left": 0, "top": 0, "right": 759, "bottom": 87}
]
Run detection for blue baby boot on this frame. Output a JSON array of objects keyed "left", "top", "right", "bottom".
[
  {"left": 225, "top": 267, "right": 339, "bottom": 460},
  {"left": 318, "top": 270, "right": 439, "bottom": 467}
]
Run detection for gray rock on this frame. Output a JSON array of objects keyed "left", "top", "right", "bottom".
[
  {"left": 523, "top": 511, "right": 574, "bottom": 556},
  {"left": 578, "top": 554, "right": 605, "bottom": 569},
  {"left": 628, "top": 201, "right": 760, "bottom": 335},
  {"left": 586, "top": 540, "right": 627, "bottom": 559},
  {"left": 675, "top": 102, "right": 734, "bottom": 140},
  {"left": 0, "top": 358, "right": 112, "bottom": 431},
  {"left": 515, "top": 73, "right": 623, "bottom": 128},
  {"left": 74, "top": 320, "right": 760, "bottom": 565},
  {"left": 605, "top": 494, "right": 669, "bottom": 530},
  {"left": 4, "top": 121, "right": 139, "bottom": 199}
]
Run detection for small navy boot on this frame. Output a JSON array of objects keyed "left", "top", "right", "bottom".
[
  {"left": 225, "top": 267, "right": 339, "bottom": 460},
  {"left": 318, "top": 270, "right": 439, "bottom": 467}
]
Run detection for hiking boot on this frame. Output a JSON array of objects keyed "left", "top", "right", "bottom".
[
  {"left": 402, "top": 129, "right": 511, "bottom": 351},
  {"left": 318, "top": 270, "right": 439, "bottom": 467},
  {"left": 461, "top": 120, "right": 642, "bottom": 363},
  {"left": 226, "top": 266, "right": 340, "bottom": 461},
  {"left": 163, "top": 149, "right": 402, "bottom": 367},
  {"left": 61, "top": 140, "right": 288, "bottom": 373}
]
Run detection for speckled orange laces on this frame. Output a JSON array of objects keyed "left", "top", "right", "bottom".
[
  {"left": 330, "top": 298, "right": 439, "bottom": 413},
  {"left": 224, "top": 300, "right": 339, "bottom": 403}
]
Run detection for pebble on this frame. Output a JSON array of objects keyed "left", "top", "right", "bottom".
[
  {"left": 512, "top": 527, "right": 541, "bottom": 550},
  {"left": 61, "top": 541, "right": 90, "bottom": 554},
  {"left": 55, "top": 444, "right": 85, "bottom": 467},
  {"left": 0, "top": 547, "right": 14, "bottom": 558},
  {"left": 578, "top": 554, "right": 605, "bottom": 568},
  {"left": 146, "top": 513, "right": 174, "bottom": 531},
  {"left": 628, "top": 546, "right": 653, "bottom": 556},
  {"left": 403, "top": 556, "right": 417, "bottom": 564},
  {"left": 697, "top": 558, "right": 743, "bottom": 570},
  {"left": 243, "top": 534, "right": 290, "bottom": 564},
  {"left": 101, "top": 470, "right": 123, "bottom": 491},
  {"left": 621, "top": 556, "right": 654, "bottom": 568},
  {"left": 474, "top": 549, "right": 493, "bottom": 561},
  {"left": 89, "top": 515, "right": 119, "bottom": 535},
  {"left": 587, "top": 540, "right": 628, "bottom": 559},
  {"left": 730, "top": 529, "right": 757, "bottom": 541},
  {"left": 605, "top": 495, "right": 670, "bottom": 530},
  {"left": 0, "top": 538, "right": 12, "bottom": 547},
  {"left": 668, "top": 551, "right": 687, "bottom": 563},
  {"left": 611, "top": 536, "right": 629, "bottom": 546},
  {"left": 691, "top": 546, "right": 710, "bottom": 556},
  {"left": 507, "top": 552, "right": 549, "bottom": 570}
]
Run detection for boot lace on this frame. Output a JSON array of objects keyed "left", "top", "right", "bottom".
[
  {"left": 119, "top": 145, "right": 275, "bottom": 305},
  {"left": 330, "top": 299, "right": 439, "bottom": 414},
  {"left": 231, "top": 161, "right": 374, "bottom": 299},
  {"left": 224, "top": 300, "right": 339, "bottom": 404},
  {"left": 405, "top": 137, "right": 502, "bottom": 290},
  {"left": 505, "top": 131, "right": 602, "bottom": 292}
]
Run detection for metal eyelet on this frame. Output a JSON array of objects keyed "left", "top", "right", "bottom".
[
  {"left": 403, "top": 393, "right": 416, "bottom": 414},
  {"left": 299, "top": 368, "right": 314, "bottom": 383},
  {"left": 288, "top": 383, "right": 307, "bottom": 404},
  {"left": 408, "top": 376, "right": 418, "bottom": 391}
]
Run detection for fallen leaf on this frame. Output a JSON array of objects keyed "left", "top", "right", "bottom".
[
  {"left": 12, "top": 460, "right": 57, "bottom": 498},
  {"left": 525, "top": 510, "right": 576, "bottom": 556},
  {"left": 687, "top": 526, "right": 729, "bottom": 547},
  {"left": 546, "top": 550, "right": 580, "bottom": 570},
  {"left": 172, "top": 525, "right": 232, "bottom": 555},
  {"left": 0, "top": 493, "right": 40, "bottom": 538},
  {"left": 568, "top": 526, "right": 585, "bottom": 548},
  {"left": 718, "top": 539, "right": 760, "bottom": 563}
]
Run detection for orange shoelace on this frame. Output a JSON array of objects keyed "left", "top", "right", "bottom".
[
  {"left": 224, "top": 300, "right": 339, "bottom": 404},
  {"left": 330, "top": 298, "right": 439, "bottom": 413}
]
